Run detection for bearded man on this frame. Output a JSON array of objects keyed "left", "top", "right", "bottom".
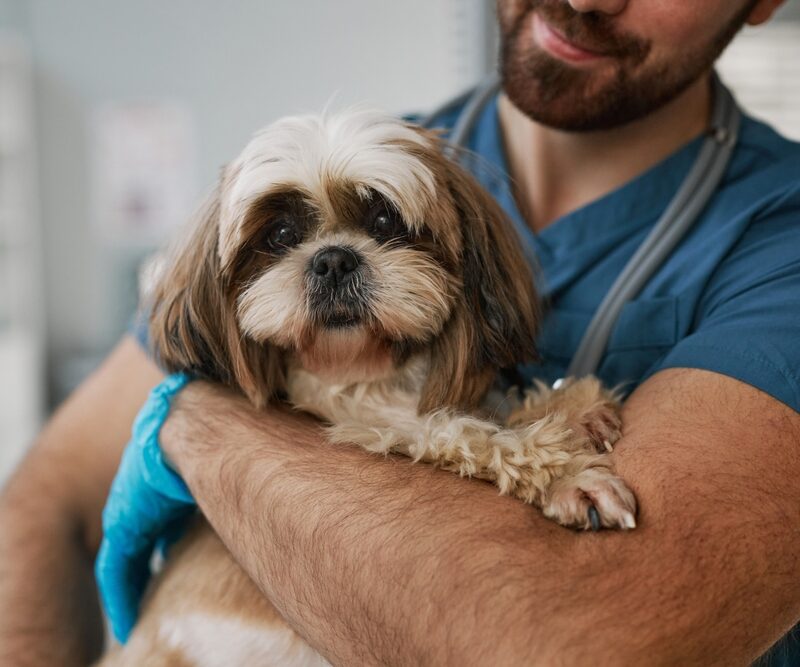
[{"left": 1, "top": 1, "right": 798, "bottom": 665}]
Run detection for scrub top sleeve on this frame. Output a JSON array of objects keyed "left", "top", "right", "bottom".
[{"left": 646, "top": 196, "right": 800, "bottom": 413}]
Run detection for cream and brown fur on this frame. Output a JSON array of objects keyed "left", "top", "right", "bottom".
[{"left": 99, "top": 108, "right": 636, "bottom": 666}]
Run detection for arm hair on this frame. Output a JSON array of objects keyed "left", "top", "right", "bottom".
[
  {"left": 0, "top": 338, "right": 162, "bottom": 666},
  {"left": 165, "top": 367, "right": 800, "bottom": 665}
]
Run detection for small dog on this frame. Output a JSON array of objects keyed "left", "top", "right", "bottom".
[{"left": 99, "top": 108, "right": 636, "bottom": 665}]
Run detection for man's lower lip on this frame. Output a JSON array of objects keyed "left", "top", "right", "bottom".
[{"left": 531, "top": 12, "right": 607, "bottom": 64}]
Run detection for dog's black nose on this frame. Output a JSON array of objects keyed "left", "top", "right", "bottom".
[{"left": 311, "top": 246, "right": 360, "bottom": 287}]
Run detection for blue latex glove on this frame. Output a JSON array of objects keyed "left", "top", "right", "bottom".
[{"left": 95, "top": 372, "right": 196, "bottom": 643}]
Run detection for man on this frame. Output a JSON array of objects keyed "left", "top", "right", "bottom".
[{"left": 2, "top": 0, "right": 798, "bottom": 664}]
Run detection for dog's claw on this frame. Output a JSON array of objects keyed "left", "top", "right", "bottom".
[{"left": 588, "top": 505, "right": 601, "bottom": 531}]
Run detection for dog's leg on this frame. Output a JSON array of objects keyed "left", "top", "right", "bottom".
[
  {"left": 506, "top": 377, "right": 636, "bottom": 530},
  {"left": 507, "top": 377, "right": 623, "bottom": 454},
  {"left": 327, "top": 405, "right": 636, "bottom": 531}
]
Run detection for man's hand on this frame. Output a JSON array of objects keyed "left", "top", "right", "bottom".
[
  {"left": 95, "top": 373, "right": 196, "bottom": 643},
  {"left": 0, "top": 338, "right": 163, "bottom": 667},
  {"left": 162, "top": 369, "right": 800, "bottom": 666}
]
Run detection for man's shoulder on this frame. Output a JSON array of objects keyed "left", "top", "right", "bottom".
[
  {"left": 706, "top": 114, "right": 800, "bottom": 278},
  {"left": 713, "top": 113, "right": 800, "bottom": 238},
  {"left": 733, "top": 113, "right": 800, "bottom": 183}
]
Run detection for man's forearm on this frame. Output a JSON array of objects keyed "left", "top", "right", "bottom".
[
  {"left": 165, "top": 388, "right": 572, "bottom": 665},
  {"left": 0, "top": 456, "right": 104, "bottom": 667},
  {"left": 166, "top": 373, "right": 800, "bottom": 666},
  {"left": 0, "top": 338, "right": 164, "bottom": 667},
  {"left": 164, "top": 375, "right": 800, "bottom": 667}
]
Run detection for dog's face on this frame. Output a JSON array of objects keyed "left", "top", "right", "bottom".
[
  {"left": 150, "top": 109, "right": 538, "bottom": 412},
  {"left": 226, "top": 114, "right": 461, "bottom": 385}
]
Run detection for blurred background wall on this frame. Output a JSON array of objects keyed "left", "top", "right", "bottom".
[
  {"left": 0, "top": 0, "right": 798, "bottom": 482},
  {"left": 0, "top": 0, "right": 492, "bottom": 482}
]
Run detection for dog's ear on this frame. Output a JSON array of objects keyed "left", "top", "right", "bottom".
[
  {"left": 419, "top": 158, "right": 539, "bottom": 413},
  {"left": 148, "top": 185, "right": 284, "bottom": 408}
]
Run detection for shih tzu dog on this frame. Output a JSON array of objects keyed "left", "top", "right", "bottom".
[{"left": 99, "top": 108, "right": 636, "bottom": 665}]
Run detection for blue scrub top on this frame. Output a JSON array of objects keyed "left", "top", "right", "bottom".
[
  {"left": 426, "top": 91, "right": 800, "bottom": 667},
  {"left": 427, "top": 93, "right": 800, "bottom": 415}
]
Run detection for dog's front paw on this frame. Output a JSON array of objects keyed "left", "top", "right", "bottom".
[
  {"left": 542, "top": 464, "right": 637, "bottom": 531},
  {"left": 510, "top": 377, "right": 623, "bottom": 454}
]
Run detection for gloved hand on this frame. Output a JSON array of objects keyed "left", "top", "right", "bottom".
[{"left": 95, "top": 372, "right": 196, "bottom": 643}]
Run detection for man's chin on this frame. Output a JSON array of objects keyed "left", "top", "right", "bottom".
[
  {"left": 501, "top": 64, "right": 630, "bottom": 132},
  {"left": 500, "top": 47, "right": 695, "bottom": 133}
]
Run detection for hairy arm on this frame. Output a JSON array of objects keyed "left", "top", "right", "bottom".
[
  {"left": 163, "top": 367, "right": 800, "bottom": 666},
  {"left": 0, "top": 338, "right": 163, "bottom": 667}
]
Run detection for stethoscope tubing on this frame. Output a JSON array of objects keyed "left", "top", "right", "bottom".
[{"left": 567, "top": 75, "right": 741, "bottom": 376}]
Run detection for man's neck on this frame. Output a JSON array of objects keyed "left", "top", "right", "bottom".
[{"left": 497, "top": 72, "right": 713, "bottom": 233}]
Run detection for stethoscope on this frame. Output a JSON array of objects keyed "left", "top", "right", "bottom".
[{"left": 421, "top": 71, "right": 742, "bottom": 379}]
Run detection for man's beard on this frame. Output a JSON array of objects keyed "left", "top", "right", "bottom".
[{"left": 498, "top": 0, "right": 756, "bottom": 132}]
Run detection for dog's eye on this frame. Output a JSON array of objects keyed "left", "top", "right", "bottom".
[
  {"left": 267, "top": 219, "right": 301, "bottom": 252},
  {"left": 367, "top": 203, "right": 406, "bottom": 243}
]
